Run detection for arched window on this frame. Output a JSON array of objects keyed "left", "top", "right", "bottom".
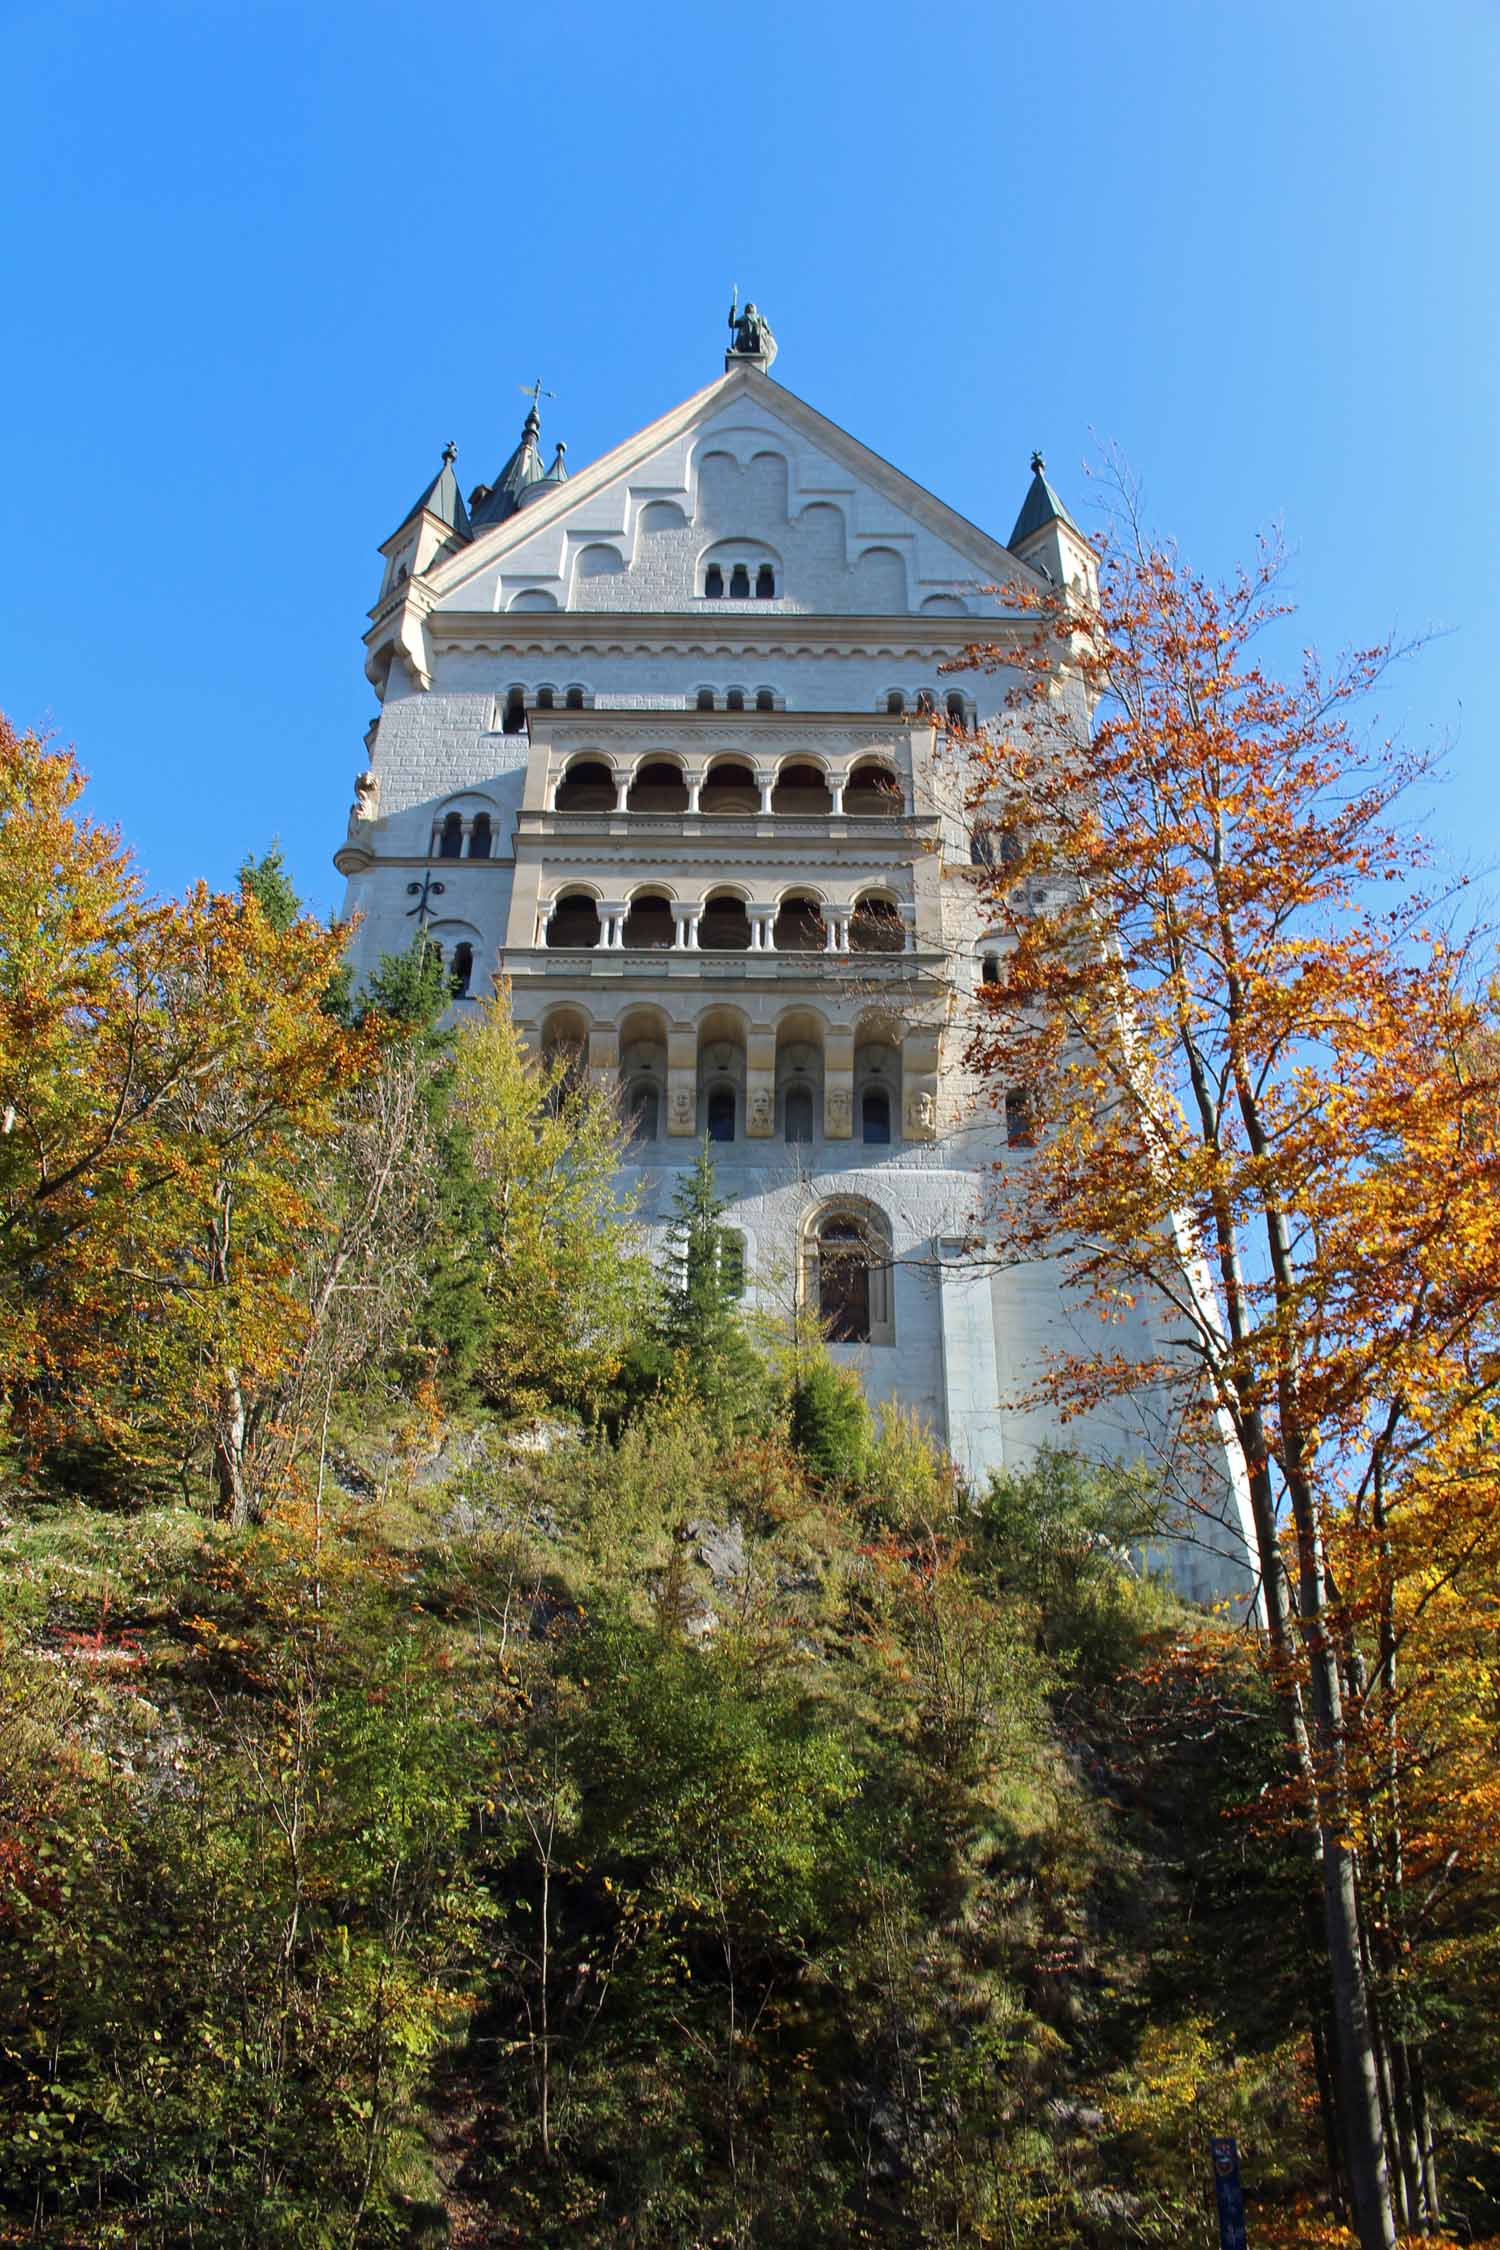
[
  {"left": 915, "top": 689, "right": 935, "bottom": 716},
  {"left": 699, "top": 761, "right": 757, "bottom": 816},
  {"left": 696, "top": 687, "right": 716, "bottom": 711},
  {"left": 629, "top": 1083, "right": 660, "bottom": 1141},
  {"left": 730, "top": 563, "right": 751, "bottom": 599},
  {"left": 1006, "top": 1087, "right": 1035, "bottom": 1148},
  {"left": 861, "top": 1090, "right": 891, "bottom": 1145},
  {"left": 803, "top": 1203, "right": 895, "bottom": 1347},
  {"left": 565, "top": 686, "right": 585, "bottom": 710},
  {"left": 819, "top": 1219, "right": 870, "bottom": 1341},
  {"left": 501, "top": 689, "right": 526, "bottom": 735},
  {"left": 547, "top": 893, "right": 602, "bottom": 949},
  {"left": 627, "top": 762, "right": 690, "bottom": 814},
  {"left": 450, "top": 943, "right": 475, "bottom": 998},
  {"left": 535, "top": 687, "right": 555, "bottom": 711},
  {"left": 845, "top": 762, "right": 903, "bottom": 818},
  {"left": 849, "top": 896, "right": 905, "bottom": 954},
  {"left": 704, "top": 564, "right": 725, "bottom": 599},
  {"left": 755, "top": 687, "right": 775, "bottom": 712},
  {"left": 784, "top": 1084, "right": 815, "bottom": 1144},
  {"left": 771, "top": 762, "right": 832, "bottom": 816},
  {"left": 621, "top": 893, "right": 675, "bottom": 948},
  {"left": 726, "top": 687, "right": 746, "bottom": 712},
  {"left": 437, "top": 812, "right": 463, "bottom": 859},
  {"left": 886, "top": 690, "right": 906, "bottom": 716},
  {"left": 981, "top": 952, "right": 1000, "bottom": 986},
  {"left": 468, "top": 813, "right": 492, "bottom": 859},
  {"left": 707, "top": 1087, "right": 736, "bottom": 1143},
  {"left": 971, "top": 826, "right": 996, "bottom": 868},
  {"left": 755, "top": 564, "right": 775, "bottom": 599},
  {"left": 773, "top": 894, "right": 825, "bottom": 952},
  {"left": 554, "top": 760, "right": 616, "bottom": 812},
  {"left": 946, "top": 693, "right": 966, "bottom": 726}
]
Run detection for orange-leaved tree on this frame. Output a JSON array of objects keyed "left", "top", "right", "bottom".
[
  {"left": 950, "top": 506, "right": 1500, "bottom": 2250},
  {"left": 0, "top": 717, "right": 376, "bottom": 1519}
]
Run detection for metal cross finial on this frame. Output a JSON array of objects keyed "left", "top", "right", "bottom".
[
  {"left": 442, "top": 440, "right": 457, "bottom": 465},
  {"left": 1030, "top": 449, "right": 1046, "bottom": 476},
  {"left": 520, "top": 377, "right": 555, "bottom": 413}
]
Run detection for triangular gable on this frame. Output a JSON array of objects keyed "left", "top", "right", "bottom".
[{"left": 425, "top": 365, "right": 1031, "bottom": 614}]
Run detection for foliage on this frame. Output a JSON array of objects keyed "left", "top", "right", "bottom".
[
  {"left": 449, "top": 991, "right": 653, "bottom": 1423},
  {"left": 956, "top": 501, "right": 1500, "bottom": 2248},
  {"left": 634, "top": 1140, "right": 770, "bottom": 1432},
  {"left": 787, "top": 1340, "right": 874, "bottom": 1485}
]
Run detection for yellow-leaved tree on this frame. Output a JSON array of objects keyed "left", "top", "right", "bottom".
[{"left": 950, "top": 506, "right": 1500, "bottom": 2250}]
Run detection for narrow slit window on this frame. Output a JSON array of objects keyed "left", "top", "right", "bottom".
[
  {"left": 861, "top": 1091, "right": 891, "bottom": 1145},
  {"left": 1006, "top": 1088, "right": 1035, "bottom": 1148},
  {"left": 707, "top": 1088, "right": 736, "bottom": 1143},
  {"left": 450, "top": 943, "right": 474, "bottom": 997},
  {"left": 729, "top": 563, "right": 751, "bottom": 599},
  {"left": 705, "top": 564, "right": 724, "bottom": 599},
  {"left": 755, "top": 564, "right": 775, "bottom": 599}
]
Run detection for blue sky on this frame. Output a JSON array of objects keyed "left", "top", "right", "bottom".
[{"left": 3, "top": 0, "right": 1496, "bottom": 917}]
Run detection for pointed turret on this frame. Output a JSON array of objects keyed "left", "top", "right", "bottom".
[
  {"left": 397, "top": 438, "right": 472, "bottom": 540},
  {"left": 1006, "top": 450, "right": 1096, "bottom": 592},
  {"left": 1008, "top": 450, "right": 1078, "bottom": 549},
  {"left": 470, "top": 401, "right": 549, "bottom": 528},
  {"left": 534, "top": 441, "right": 568, "bottom": 497}
]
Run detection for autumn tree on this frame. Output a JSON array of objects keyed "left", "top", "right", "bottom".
[
  {"left": 0, "top": 719, "right": 377, "bottom": 1513},
  {"left": 951, "top": 504, "right": 1500, "bottom": 2249},
  {"left": 448, "top": 991, "right": 652, "bottom": 1422}
]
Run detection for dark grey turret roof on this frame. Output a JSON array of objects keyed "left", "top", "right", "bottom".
[
  {"left": 397, "top": 441, "right": 471, "bottom": 540},
  {"left": 1008, "top": 451, "right": 1079, "bottom": 549},
  {"left": 470, "top": 404, "right": 548, "bottom": 529}
]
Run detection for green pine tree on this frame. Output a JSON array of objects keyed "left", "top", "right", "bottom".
[{"left": 653, "top": 1142, "right": 766, "bottom": 1430}]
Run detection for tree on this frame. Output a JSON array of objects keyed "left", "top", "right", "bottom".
[
  {"left": 650, "top": 1140, "right": 767, "bottom": 1430},
  {"left": 953, "top": 504, "right": 1500, "bottom": 2249},
  {"left": 0, "top": 720, "right": 374, "bottom": 1507},
  {"left": 448, "top": 990, "right": 651, "bottom": 1422}
]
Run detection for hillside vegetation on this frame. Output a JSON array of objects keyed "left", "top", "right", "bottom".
[{"left": 3, "top": 715, "right": 1499, "bottom": 2246}]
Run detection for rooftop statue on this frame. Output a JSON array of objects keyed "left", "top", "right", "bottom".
[{"left": 726, "top": 291, "right": 777, "bottom": 369}]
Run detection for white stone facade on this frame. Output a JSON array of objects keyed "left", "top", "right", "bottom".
[{"left": 335, "top": 355, "right": 1254, "bottom": 1602}]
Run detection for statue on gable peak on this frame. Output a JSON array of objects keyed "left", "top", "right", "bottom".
[{"left": 726, "top": 291, "right": 777, "bottom": 370}]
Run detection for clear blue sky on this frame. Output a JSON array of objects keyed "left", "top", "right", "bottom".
[{"left": 3, "top": 0, "right": 1496, "bottom": 918}]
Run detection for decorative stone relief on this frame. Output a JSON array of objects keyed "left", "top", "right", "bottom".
[{"left": 905, "top": 1086, "right": 937, "bottom": 1141}]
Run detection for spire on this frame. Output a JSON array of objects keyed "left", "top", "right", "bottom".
[
  {"left": 1008, "top": 449, "right": 1079, "bottom": 550},
  {"left": 395, "top": 440, "right": 471, "bottom": 539},
  {"left": 470, "top": 380, "right": 562, "bottom": 528},
  {"left": 535, "top": 441, "right": 568, "bottom": 494}
]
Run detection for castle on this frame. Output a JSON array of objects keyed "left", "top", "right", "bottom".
[{"left": 335, "top": 305, "right": 1252, "bottom": 1601}]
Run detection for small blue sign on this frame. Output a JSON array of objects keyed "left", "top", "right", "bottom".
[{"left": 1211, "top": 2135, "right": 1247, "bottom": 2250}]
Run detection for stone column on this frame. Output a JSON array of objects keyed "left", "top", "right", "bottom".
[
  {"left": 828, "top": 774, "right": 846, "bottom": 816},
  {"left": 685, "top": 770, "right": 704, "bottom": 814},
  {"left": 666, "top": 1023, "right": 698, "bottom": 1136},
  {"left": 824, "top": 1024, "right": 855, "bottom": 1139},
  {"left": 599, "top": 904, "right": 628, "bottom": 949},
  {"left": 613, "top": 771, "right": 631, "bottom": 813},
  {"left": 745, "top": 1025, "right": 776, "bottom": 1137},
  {"left": 748, "top": 905, "right": 776, "bottom": 952},
  {"left": 825, "top": 908, "right": 851, "bottom": 953},
  {"left": 534, "top": 899, "right": 555, "bottom": 948},
  {"left": 671, "top": 903, "right": 699, "bottom": 950},
  {"left": 587, "top": 1023, "right": 620, "bottom": 1087},
  {"left": 756, "top": 769, "right": 776, "bottom": 815}
]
